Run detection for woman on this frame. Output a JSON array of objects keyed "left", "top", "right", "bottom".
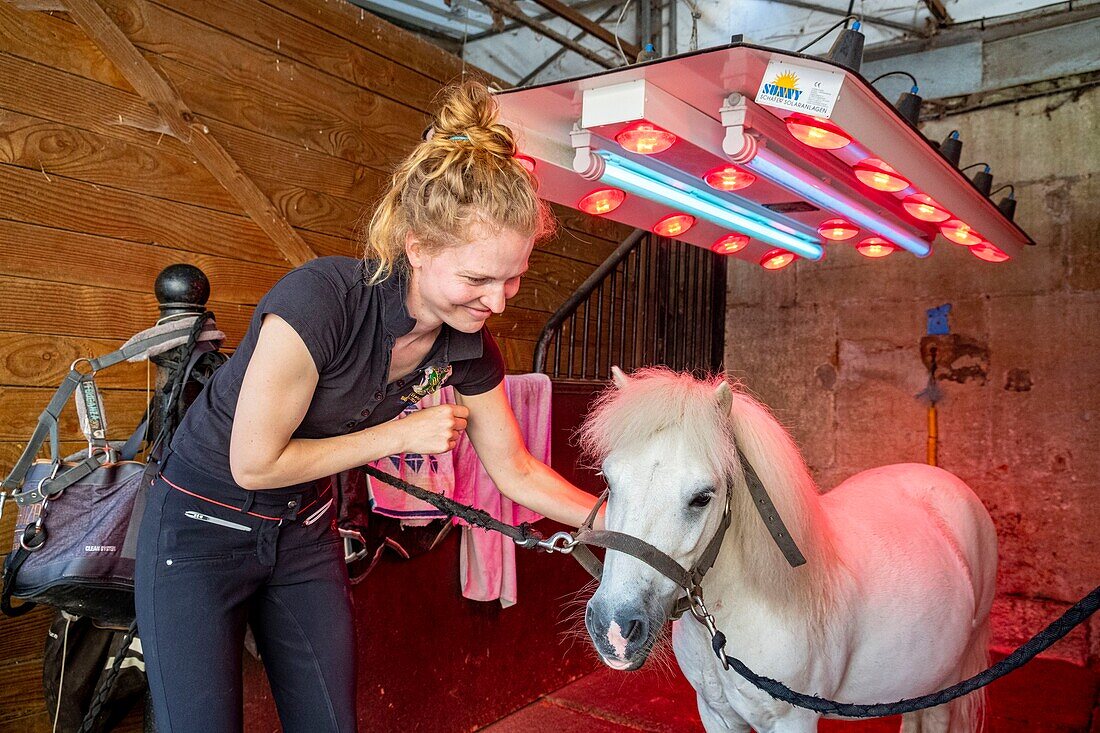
[{"left": 135, "top": 81, "right": 602, "bottom": 732}]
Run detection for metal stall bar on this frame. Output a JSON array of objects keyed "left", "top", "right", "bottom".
[
  {"left": 535, "top": 229, "right": 646, "bottom": 374},
  {"left": 534, "top": 228, "right": 727, "bottom": 380}
]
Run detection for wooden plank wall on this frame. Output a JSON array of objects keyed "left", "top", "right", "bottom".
[{"left": 0, "top": 1, "right": 630, "bottom": 729}]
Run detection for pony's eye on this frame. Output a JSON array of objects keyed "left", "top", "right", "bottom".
[{"left": 689, "top": 493, "right": 713, "bottom": 508}]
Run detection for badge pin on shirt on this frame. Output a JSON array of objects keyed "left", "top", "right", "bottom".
[{"left": 402, "top": 364, "right": 452, "bottom": 403}]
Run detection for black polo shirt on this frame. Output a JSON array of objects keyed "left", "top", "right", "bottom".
[{"left": 167, "top": 256, "right": 505, "bottom": 492}]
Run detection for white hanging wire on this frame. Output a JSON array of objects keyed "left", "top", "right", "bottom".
[
  {"left": 143, "top": 357, "right": 151, "bottom": 462},
  {"left": 677, "top": 0, "right": 702, "bottom": 51},
  {"left": 614, "top": 0, "right": 633, "bottom": 64},
  {"left": 460, "top": 0, "right": 469, "bottom": 79}
]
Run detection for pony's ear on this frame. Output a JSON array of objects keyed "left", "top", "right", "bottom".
[
  {"left": 715, "top": 380, "right": 734, "bottom": 416},
  {"left": 611, "top": 365, "right": 629, "bottom": 389}
]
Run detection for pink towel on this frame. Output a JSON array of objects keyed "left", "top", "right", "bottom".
[
  {"left": 366, "top": 388, "right": 457, "bottom": 526},
  {"left": 366, "top": 374, "right": 552, "bottom": 606},
  {"left": 452, "top": 374, "right": 550, "bottom": 607}
]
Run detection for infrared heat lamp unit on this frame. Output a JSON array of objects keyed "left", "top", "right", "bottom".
[
  {"left": 571, "top": 140, "right": 824, "bottom": 259},
  {"left": 494, "top": 41, "right": 1033, "bottom": 269}
]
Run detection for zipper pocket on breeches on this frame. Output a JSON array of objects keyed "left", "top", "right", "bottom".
[
  {"left": 184, "top": 510, "right": 252, "bottom": 532},
  {"left": 303, "top": 498, "right": 334, "bottom": 526}
]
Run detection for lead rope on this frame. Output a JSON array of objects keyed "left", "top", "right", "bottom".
[
  {"left": 361, "top": 466, "right": 1100, "bottom": 717},
  {"left": 78, "top": 619, "right": 138, "bottom": 733},
  {"left": 711, "top": 585, "right": 1100, "bottom": 717},
  {"left": 359, "top": 464, "right": 545, "bottom": 547}
]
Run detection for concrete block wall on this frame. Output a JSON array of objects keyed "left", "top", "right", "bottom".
[{"left": 723, "top": 84, "right": 1099, "bottom": 667}]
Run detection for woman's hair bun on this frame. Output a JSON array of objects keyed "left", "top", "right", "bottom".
[
  {"left": 360, "top": 79, "right": 555, "bottom": 284},
  {"left": 430, "top": 81, "right": 516, "bottom": 158}
]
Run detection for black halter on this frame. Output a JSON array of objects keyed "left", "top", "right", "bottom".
[{"left": 561, "top": 452, "right": 806, "bottom": 621}]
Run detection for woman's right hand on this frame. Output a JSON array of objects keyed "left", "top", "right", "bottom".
[{"left": 394, "top": 403, "right": 470, "bottom": 455}]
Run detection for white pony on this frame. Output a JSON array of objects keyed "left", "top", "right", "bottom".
[{"left": 580, "top": 367, "right": 997, "bottom": 733}]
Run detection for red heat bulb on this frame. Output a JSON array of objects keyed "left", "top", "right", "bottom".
[
  {"left": 653, "top": 213, "right": 695, "bottom": 237},
  {"left": 615, "top": 121, "right": 677, "bottom": 155},
  {"left": 902, "top": 193, "right": 950, "bottom": 223},
  {"left": 941, "top": 219, "right": 983, "bottom": 246},
  {"left": 578, "top": 188, "right": 626, "bottom": 216},
  {"left": 704, "top": 165, "right": 756, "bottom": 192},
  {"left": 970, "top": 242, "right": 1011, "bottom": 262},
  {"left": 711, "top": 233, "right": 749, "bottom": 254},
  {"left": 855, "top": 237, "right": 898, "bottom": 258},
  {"left": 784, "top": 113, "right": 852, "bottom": 150},
  {"left": 854, "top": 158, "right": 911, "bottom": 192},
  {"left": 760, "top": 249, "right": 796, "bottom": 270},
  {"left": 818, "top": 218, "right": 859, "bottom": 241}
]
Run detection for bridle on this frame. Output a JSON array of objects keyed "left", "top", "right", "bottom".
[
  {"left": 537, "top": 452, "right": 806, "bottom": 664},
  {"left": 363, "top": 448, "right": 1100, "bottom": 715},
  {"left": 364, "top": 443, "right": 806, "bottom": 665}
]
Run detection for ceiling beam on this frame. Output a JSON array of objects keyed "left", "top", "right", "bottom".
[
  {"left": 379, "top": 14, "right": 467, "bottom": 52},
  {"left": 518, "top": 3, "right": 621, "bottom": 84},
  {"left": 350, "top": 0, "right": 494, "bottom": 36},
  {"left": 921, "top": 0, "right": 952, "bottom": 26},
  {"left": 864, "top": 0, "right": 1100, "bottom": 60},
  {"left": 525, "top": 0, "right": 640, "bottom": 58},
  {"left": 766, "top": 0, "right": 929, "bottom": 36},
  {"left": 467, "top": 0, "right": 617, "bottom": 41},
  {"left": 475, "top": 0, "right": 619, "bottom": 68}
]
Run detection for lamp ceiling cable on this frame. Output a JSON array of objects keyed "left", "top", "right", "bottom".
[{"left": 614, "top": 0, "right": 633, "bottom": 64}]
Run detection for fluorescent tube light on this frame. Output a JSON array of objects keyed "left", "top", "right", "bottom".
[
  {"left": 587, "top": 151, "right": 824, "bottom": 260},
  {"left": 746, "top": 151, "right": 932, "bottom": 257}
]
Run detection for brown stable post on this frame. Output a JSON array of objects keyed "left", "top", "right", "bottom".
[{"left": 149, "top": 264, "right": 211, "bottom": 443}]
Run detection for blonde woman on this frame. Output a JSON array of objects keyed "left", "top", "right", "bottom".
[{"left": 135, "top": 82, "right": 601, "bottom": 732}]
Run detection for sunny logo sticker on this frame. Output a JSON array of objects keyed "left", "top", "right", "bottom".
[
  {"left": 755, "top": 59, "right": 843, "bottom": 117},
  {"left": 762, "top": 70, "right": 803, "bottom": 101}
]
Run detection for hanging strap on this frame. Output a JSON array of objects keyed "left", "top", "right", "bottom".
[
  {"left": 120, "top": 337, "right": 220, "bottom": 563},
  {"left": 2, "top": 322, "right": 202, "bottom": 503},
  {"left": 119, "top": 414, "right": 149, "bottom": 464},
  {"left": 78, "top": 619, "right": 140, "bottom": 733},
  {"left": 738, "top": 452, "right": 806, "bottom": 568},
  {"left": 1, "top": 538, "right": 40, "bottom": 617},
  {"left": 120, "top": 334, "right": 219, "bottom": 464},
  {"left": 567, "top": 490, "right": 608, "bottom": 581}
]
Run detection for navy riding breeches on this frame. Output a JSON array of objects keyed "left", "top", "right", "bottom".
[{"left": 135, "top": 458, "right": 356, "bottom": 732}]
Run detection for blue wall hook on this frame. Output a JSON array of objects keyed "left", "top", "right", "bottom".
[{"left": 926, "top": 304, "right": 952, "bottom": 335}]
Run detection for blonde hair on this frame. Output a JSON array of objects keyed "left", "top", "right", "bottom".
[{"left": 361, "top": 81, "right": 556, "bottom": 283}]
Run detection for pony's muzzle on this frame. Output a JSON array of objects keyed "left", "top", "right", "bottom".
[{"left": 585, "top": 599, "right": 651, "bottom": 669}]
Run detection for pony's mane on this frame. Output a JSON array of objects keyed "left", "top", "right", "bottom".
[
  {"left": 579, "top": 368, "right": 840, "bottom": 620},
  {"left": 578, "top": 368, "right": 736, "bottom": 478}
]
